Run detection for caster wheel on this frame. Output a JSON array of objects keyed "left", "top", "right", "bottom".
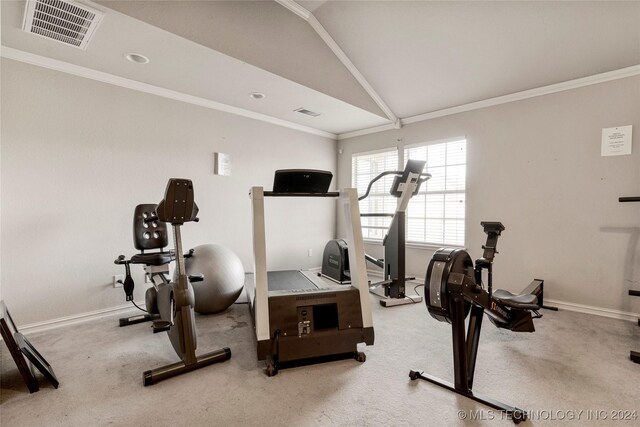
[
  {"left": 354, "top": 351, "right": 366, "bottom": 363},
  {"left": 266, "top": 364, "right": 278, "bottom": 377},
  {"left": 265, "top": 354, "right": 278, "bottom": 377},
  {"left": 512, "top": 409, "right": 526, "bottom": 424}
]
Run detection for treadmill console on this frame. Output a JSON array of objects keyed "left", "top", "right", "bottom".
[
  {"left": 273, "top": 169, "right": 333, "bottom": 193},
  {"left": 390, "top": 160, "right": 427, "bottom": 198}
]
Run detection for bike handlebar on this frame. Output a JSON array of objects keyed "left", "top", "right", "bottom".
[{"left": 358, "top": 170, "right": 432, "bottom": 201}]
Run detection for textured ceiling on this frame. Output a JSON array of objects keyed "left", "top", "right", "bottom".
[
  {"left": 3, "top": 0, "right": 639, "bottom": 137},
  {"left": 97, "top": 1, "right": 385, "bottom": 117},
  {"left": 312, "top": 1, "right": 640, "bottom": 118}
]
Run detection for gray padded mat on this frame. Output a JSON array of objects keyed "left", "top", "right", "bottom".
[{"left": 267, "top": 270, "right": 318, "bottom": 291}]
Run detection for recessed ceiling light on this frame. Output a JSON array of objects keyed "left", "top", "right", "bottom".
[
  {"left": 250, "top": 92, "right": 266, "bottom": 100},
  {"left": 124, "top": 53, "right": 149, "bottom": 64}
]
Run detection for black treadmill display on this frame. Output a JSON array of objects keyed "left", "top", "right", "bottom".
[{"left": 272, "top": 169, "right": 332, "bottom": 193}]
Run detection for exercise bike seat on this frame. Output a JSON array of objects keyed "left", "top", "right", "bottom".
[
  {"left": 131, "top": 252, "right": 174, "bottom": 266},
  {"left": 492, "top": 289, "right": 540, "bottom": 310}
]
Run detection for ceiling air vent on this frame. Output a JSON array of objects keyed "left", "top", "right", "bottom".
[
  {"left": 22, "top": 0, "right": 104, "bottom": 50},
  {"left": 294, "top": 107, "right": 321, "bottom": 117}
]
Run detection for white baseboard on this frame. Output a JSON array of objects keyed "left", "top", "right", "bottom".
[
  {"left": 19, "top": 302, "right": 144, "bottom": 335},
  {"left": 544, "top": 299, "right": 639, "bottom": 323},
  {"left": 12, "top": 290, "right": 640, "bottom": 336},
  {"left": 368, "top": 269, "right": 640, "bottom": 322}
]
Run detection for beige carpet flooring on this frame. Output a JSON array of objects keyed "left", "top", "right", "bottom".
[{"left": 1, "top": 294, "right": 639, "bottom": 426}]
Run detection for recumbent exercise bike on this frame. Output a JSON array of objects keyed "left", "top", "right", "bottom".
[
  {"left": 115, "top": 178, "right": 231, "bottom": 385},
  {"left": 410, "top": 221, "right": 554, "bottom": 424},
  {"left": 114, "top": 204, "right": 202, "bottom": 328}
]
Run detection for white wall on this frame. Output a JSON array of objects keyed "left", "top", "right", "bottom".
[
  {"left": 337, "top": 76, "right": 640, "bottom": 314},
  {"left": 0, "top": 59, "right": 337, "bottom": 325}
]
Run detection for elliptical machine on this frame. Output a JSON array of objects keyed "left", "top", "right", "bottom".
[
  {"left": 322, "top": 159, "right": 431, "bottom": 307},
  {"left": 410, "top": 222, "right": 553, "bottom": 424},
  {"left": 116, "top": 179, "right": 231, "bottom": 385}
]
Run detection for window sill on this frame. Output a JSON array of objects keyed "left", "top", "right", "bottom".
[{"left": 363, "top": 239, "right": 466, "bottom": 251}]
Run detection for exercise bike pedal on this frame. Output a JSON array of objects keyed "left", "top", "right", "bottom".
[{"left": 151, "top": 320, "right": 171, "bottom": 333}]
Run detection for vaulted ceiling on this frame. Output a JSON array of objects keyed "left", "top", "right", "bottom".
[{"left": 2, "top": 1, "right": 639, "bottom": 139}]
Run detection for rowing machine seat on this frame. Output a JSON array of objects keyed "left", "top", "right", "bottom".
[{"left": 492, "top": 290, "right": 539, "bottom": 310}]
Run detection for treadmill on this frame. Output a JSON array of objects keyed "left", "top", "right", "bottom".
[{"left": 247, "top": 169, "right": 375, "bottom": 376}]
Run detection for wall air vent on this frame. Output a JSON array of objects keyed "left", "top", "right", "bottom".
[
  {"left": 22, "top": 0, "right": 104, "bottom": 50},
  {"left": 294, "top": 107, "right": 321, "bottom": 117}
]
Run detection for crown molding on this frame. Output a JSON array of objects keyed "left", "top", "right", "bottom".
[
  {"left": 5, "top": 46, "right": 637, "bottom": 143},
  {"left": 276, "top": 0, "right": 398, "bottom": 124},
  {"left": 274, "top": 0, "right": 310, "bottom": 20},
  {"left": 338, "top": 64, "right": 640, "bottom": 140},
  {"left": 1, "top": 46, "right": 337, "bottom": 140}
]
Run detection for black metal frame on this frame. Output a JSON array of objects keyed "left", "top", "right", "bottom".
[
  {"left": 410, "top": 299, "right": 527, "bottom": 423},
  {"left": 410, "top": 222, "right": 555, "bottom": 424},
  {"left": 0, "top": 301, "right": 59, "bottom": 392},
  {"left": 619, "top": 196, "right": 640, "bottom": 363},
  {"left": 0, "top": 301, "right": 39, "bottom": 393}
]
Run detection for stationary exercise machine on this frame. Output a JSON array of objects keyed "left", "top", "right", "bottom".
[
  {"left": 115, "top": 204, "right": 171, "bottom": 327},
  {"left": 619, "top": 195, "right": 640, "bottom": 363},
  {"left": 410, "top": 222, "right": 553, "bottom": 424},
  {"left": 114, "top": 205, "right": 201, "bottom": 327},
  {"left": 247, "top": 169, "right": 374, "bottom": 376},
  {"left": 116, "top": 179, "right": 231, "bottom": 385},
  {"left": 322, "top": 159, "right": 431, "bottom": 307}
]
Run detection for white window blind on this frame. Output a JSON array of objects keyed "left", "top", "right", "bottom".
[
  {"left": 405, "top": 138, "right": 467, "bottom": 246},
  {"left": 352, "top": 149, "right": 399, "bottom": 240}
]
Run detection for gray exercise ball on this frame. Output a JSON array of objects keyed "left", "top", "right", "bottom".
[{"left": 185, "top": 244, "right": 245, "bottom": 314}]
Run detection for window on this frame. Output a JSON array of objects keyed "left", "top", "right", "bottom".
[
  {"left": 405, "top": 138, "right": 466, "bottom": 246},
  {"left": 351, "top": 138, "right": 466, "bottom": 246},
  {"left": 352, "top": 149, "right": 399, "bottom": 240}
]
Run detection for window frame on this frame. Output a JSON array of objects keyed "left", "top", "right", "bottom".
[
  {"left": 350, "top": 136, "right": 467, "bottom": 249},
  {"left": 404, "top": 136, "right": 467, "bottom": 248},
  {"left": 351, "top": 147, "right": 399, "bottom": 242}
]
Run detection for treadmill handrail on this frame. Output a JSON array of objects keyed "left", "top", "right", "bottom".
[
  {"left": 263, "top": 191, "right": 340, "bottom": 197},
  {"left": 358, "top": 171, "right": 401, "bottom": 201},
  {"left": 358, "top": 171, "right": 431, "bottom": 201},
  {"left": 619, "top": 196, "right": 640, "bottom": 202},
  {"left": 360, "top": 213, "right": 395, "bottom": 217}
]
